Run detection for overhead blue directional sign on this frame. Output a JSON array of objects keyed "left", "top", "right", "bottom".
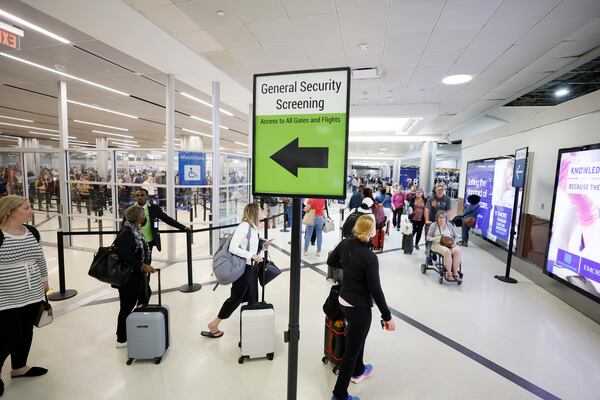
[{"left": 512, "top": 147, "right": 528, "bottom": 188}]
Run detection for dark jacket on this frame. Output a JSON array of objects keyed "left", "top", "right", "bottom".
[
  {"left": 327, "top": 238, "right": 391, "bottom": 321},
  {"left": 348, "top": 191, "right": 362, "bottom": 210},
  {"left": 113, "top": 227, "right": 149, "bottom": 275},
  {"left": 122, "top": 202, "right": 186, "bottom": 251}
]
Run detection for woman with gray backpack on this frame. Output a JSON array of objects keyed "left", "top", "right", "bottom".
[{"left": 202, "top": 203, "right": 269, "bottom": 339}]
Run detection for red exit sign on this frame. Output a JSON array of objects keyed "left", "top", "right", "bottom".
[{"left": 0, "top": 20, "right": 23, "bottom": 50}]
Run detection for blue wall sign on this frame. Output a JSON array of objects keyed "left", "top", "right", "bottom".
[
  {"left": 512, "top": 147, "right": 528, "bottom": 188},
  {"left": 178, "top": 152, "right": 206, "bottom": 185}
]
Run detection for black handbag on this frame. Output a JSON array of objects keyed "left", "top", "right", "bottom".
[
  {"left": 88, "top": 245, "right": 132, "bottom": 286},
  {"left": 258, "top": 253, "right": 281, "bottom": 287},
  {"left": 323, "top": 284, "right": 343, "bottom": 320}
]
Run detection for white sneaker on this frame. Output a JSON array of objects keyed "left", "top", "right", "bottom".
[{"left": 115, "top": 341, "right": 128, "bottom": 348}]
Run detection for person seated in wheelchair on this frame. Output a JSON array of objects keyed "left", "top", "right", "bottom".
[{"left": 426, "top": 210, "right": 462, "bottom": 282}]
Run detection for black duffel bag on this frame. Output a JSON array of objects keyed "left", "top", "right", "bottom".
[{"left": 88, "top": 245, "right": 131, "bottom": 286}]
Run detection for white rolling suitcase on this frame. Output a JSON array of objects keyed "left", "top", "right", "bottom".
[
  {"left": 238, "top": 260, "right": 275, "bottom": 364},
  {"left": 126, "top": 269, "right": 170, "bottom": 365}
]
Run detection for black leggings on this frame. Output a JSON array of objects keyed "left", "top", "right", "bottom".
[
  {"left": 117, "top": 272, "right": 146, "bottom": 343},
  {"left": 412, "top": 219, "right": 425, "bottom": 246},
  {"left": 218, "top": 265, "right": 258, "bottom": 320},
  {"left": 0, "top": 302, "right": 39, "bottom": 373},
  {"left": 333, "top": 306, "right": 372, "bottom": 399},
  {"left": 392, "top": 208, "right": 403, "bottom": 228}
]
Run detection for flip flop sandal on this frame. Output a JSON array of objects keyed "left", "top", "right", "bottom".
[
  {"left": 201, "top": 330, "right": 224, "bottom": 339},
  {"left": 445, "top": 273, "right": 456, "bottom": 282}
]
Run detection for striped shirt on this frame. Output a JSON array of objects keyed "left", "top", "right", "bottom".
[{"left": 0, "top": 230, "right": 48, "bottom": 311}]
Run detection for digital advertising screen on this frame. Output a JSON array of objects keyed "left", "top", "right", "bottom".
[
  {"left": 545, "top": 144, "right": 600, "bottom": 303},
  {"left": 464, "top": 157, "right": 521, "bottom": 250}
]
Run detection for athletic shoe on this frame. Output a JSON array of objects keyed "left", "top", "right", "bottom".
[
  {"left": 351, "top": 364, "right": 374, "bottom": 383},
  {"left": 414, "top": 244, "right": 420, "bottom": 250},
  {"left": 331, "top": 396, "right": 360, "bottom": 400},
  {"left": 115, "top": 341, "right": 128, "bottom": 348}
]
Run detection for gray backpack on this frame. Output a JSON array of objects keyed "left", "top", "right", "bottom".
[{"left": 212, "top": 224, "right": 252, "bottom": 285}]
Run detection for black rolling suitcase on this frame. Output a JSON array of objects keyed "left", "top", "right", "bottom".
[{"left": 322, "top": 283, "right": 345, "bottom": 374}]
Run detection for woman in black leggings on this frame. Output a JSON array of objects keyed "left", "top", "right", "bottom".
[
  {"left": 409, "top": 188, "right": 427, "bottom": 250},
  {"left": 327, "top": 215, "right": 395, "bottom": 400}
]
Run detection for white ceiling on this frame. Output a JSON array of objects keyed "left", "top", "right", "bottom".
[
  {"left": 0, "top": 0, "right": 249, "bottom": 152},
  {"left": 1, "top": 0, "right": 600, "bottom": 161},
  {"left": 122, "top": 0, "right": 600, "bottom": 143}
]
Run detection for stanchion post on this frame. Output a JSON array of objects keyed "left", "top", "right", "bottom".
[
  {"left": 47, "top": 231, "right": 78, "bottom": 301},
  {"left": 189, "top": 206, "right": 194, "bottom": 244},
  {"left": 209, "top": 212, "right": 213, "bottom": 254},
  {"left": 495, "top": 186, "right": 520, "bottom": 284},
  {"left": 285, "top": 199, "right": 302, "bottom": 400},
  {"left": 280, "top": 201, "right": 289, "bottom": 232},
  {"left": 179, "top": 230, "right": 202, "bottom": 293},
  {"left": 98, "top": 219, "right": 103, "bottom": 247}
]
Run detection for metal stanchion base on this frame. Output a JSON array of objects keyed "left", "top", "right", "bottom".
[
  {"left": 280, "top": 227, "right": 289, "bottom": 232},
  {"left": 179, "top": 283, "right": 202, "bottom": 293},
  {"left": 494, "top": 275, "right": 518, "bottom": 284},
  {"left": 48, "top": 289, "right": 78, "bottom": 301}
]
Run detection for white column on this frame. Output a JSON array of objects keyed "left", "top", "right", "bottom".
[
  {"left": 181, "top": 135, "right": 203, "bottom": 150},
  {"left": 166, "top": 74, "right": 176, "bottom": 262},
  {"left": 419, "top": 141, "right": 437, "bottom": 195},
  {"left": 392, "top": 159, "right": 401, "bottom": 185},
  {"left": 96, "top": 137, "right": 109, "bottom": 181},
  {"left": 247, "top": 103, "right": 253, "bottom": 203},
  {"left": 211, "top": 81, "right": 221, "bottom": 254},
  {"left": 57, "top": 81, "right": 71, "bottom": 237}
]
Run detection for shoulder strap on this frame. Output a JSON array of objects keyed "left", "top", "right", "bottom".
[
  {"left": 0, "top": 230, "right": 3, "bottom": 247},
  {"left": 246, "top": 223, "right": 252, "bottom": 251},
  {"left": 24, "top": 224, "right": 41, "bottom": 242}
]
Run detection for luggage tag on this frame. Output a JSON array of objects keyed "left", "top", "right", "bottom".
[{"left": 153, "top": 218, "right": 159, "bottom": 229}]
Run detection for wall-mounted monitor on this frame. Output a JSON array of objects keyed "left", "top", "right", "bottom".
[
  {"left": 545, "top": 143, "right": 600, "bottom": 303},
  {"left": 464, "top": 156, "right": 521, "bottom": 250}
]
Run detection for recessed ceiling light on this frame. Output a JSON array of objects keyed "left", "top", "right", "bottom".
[
  {"left": 0, "top": 121, "right": 58, "bottom": 132},
  {"left": 379, "top": 148, "right": 388, "bottom": 151},
  {"left": 0, "top": 53, "right": 129, "bottom": 96},
  {"left": 54, "top": 64, "right": 65, "bottom": 72},
  {"left": 75, "top": 120, "right": 128, "bottom": 131},
  {"left": 234, "top": 141, "right": 248, "bottom": 147},
  {"left": 216, "top": 10, "right": 225, "bottom": 16},
  {"left": 0, "top": 115, "right": 34, "bottom": 123},
  {"left": 181, "top": 92, "right": 235, "bottom": 116},
  {"left": 0, "top": 9, "right": 70, "bottom": 44},
  {"left": 68, "top": 100, "right": 138, "bottom": 119},
  {"left": 358, "top": 43, "right": 369, "bottom": 50},
  {"left": 554, "top": 87, "right": 570, "bottom": 97},
  {"left": 442, "top": 74, "right": 472, "bottom": 85},
  {"left": 91, "top": 130, "right": 134, "bottom": 139}
]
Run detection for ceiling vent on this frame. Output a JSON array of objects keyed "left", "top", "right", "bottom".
[{"left": 352, "top": 67, "right": 379, "bottom": 80}]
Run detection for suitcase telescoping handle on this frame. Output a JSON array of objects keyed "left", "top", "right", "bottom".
[{"left": 157, "top": 268, "right": 162, "bottom": 306}]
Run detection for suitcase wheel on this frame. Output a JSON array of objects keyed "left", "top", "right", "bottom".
[
  {"left": 238, "top": 356, "right": 245, "bottom": 364},
  {"left": 126, "top": 358, "right": 133, "bottom": 366},
  {"left": 238, "top": 341, "right": 241, "bottom": 348},
  {"left": 154, "top": 357, "right": 162, "bottom": 365},
  {"left": 333, "top": 366, "right": 340, "bottom": 375},
  {"left": 322, "top": 356, "right": 329, "bottom": 365},
  {"left": 267, "top": 353, "right": 274, "bottom": 361},
  {"left": 420, "top": 264, "right": 426, "bottom": 274}
]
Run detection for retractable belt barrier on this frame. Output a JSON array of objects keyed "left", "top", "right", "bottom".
[{"left": 48, "top": 212, "right": 286, "bottom": 302}]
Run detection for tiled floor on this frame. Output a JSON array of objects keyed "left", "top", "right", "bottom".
[{"left": 2, "top": 208, "right": 599, "bottom": 399}]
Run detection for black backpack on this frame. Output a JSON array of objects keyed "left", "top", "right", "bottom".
[
  {"left": 342, "top": 210, "right": 361, "bottom": 238},
  {"left": 0, "top": 224, "right": 41, "bottom": 247}
]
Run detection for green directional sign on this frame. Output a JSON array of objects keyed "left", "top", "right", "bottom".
[{"left": 252, "top": 68, "right": 350, "bottom": 199}]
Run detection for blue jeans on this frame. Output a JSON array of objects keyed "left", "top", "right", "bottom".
[{"left": 304, "top": 216, "right": 324, "bottom": 252}]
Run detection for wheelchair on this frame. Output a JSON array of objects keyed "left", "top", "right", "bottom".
[{"left": 420, "top": 240, "right": 463, "bottom": 285}]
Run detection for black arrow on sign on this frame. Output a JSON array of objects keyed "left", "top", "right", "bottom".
[{"left": 270, "top": 137, "right": 329, "bottom": 177}]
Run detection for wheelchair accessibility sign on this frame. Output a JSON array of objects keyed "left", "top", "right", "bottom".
[{"left": 178, "top": 152, "right": 206, "bottom": 185}]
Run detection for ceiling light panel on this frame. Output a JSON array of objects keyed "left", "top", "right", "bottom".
[
  {"left": 0, "top": 9, "right": 70, "bottom": 44},
  {"left": 28, "top": 131, "right": 76, "bottom": 139},
  {"left": 349, "top": 118, "right": 411, "bottom": 134},
  {"left": 0, "top": 53, "right": 129, "bottom": 96},
  {"left": 68, "top": 100, "right": 138, "bottom": 119},
  {"left": 180, "top": 92, "right": 235, "bottom": 116},
  {"left": 181, "top": 128, "right": 211, "bottom": 138},
  {"left": 91, "top": 130, "right": 134, "bottom": 139},
  {"left": 0, "top": 115, "right": 33, "bottom": 123},
  {"left": 75, "top": 120, "right": 128, "bottom": 131},
  {"left": 0, "top": 121, "right": 58, "bottom": 132}
]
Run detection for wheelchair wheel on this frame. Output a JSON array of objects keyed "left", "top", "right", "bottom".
[
  {"left": 438, "top": 276, "right": 443, "bottom": 284},
  {"left": 420, "top": 264, "right": 427, "bottom": 274},
  {"left": 458, "top": 271, "right": 464, "bottom": 278}
]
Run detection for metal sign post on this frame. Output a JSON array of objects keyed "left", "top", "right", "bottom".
[
  {"left": 495, "top": 147, "right": 528, "bottom": 284},
  {"left": 252, "top": 67, "right": 350, "bottom": 400}
]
